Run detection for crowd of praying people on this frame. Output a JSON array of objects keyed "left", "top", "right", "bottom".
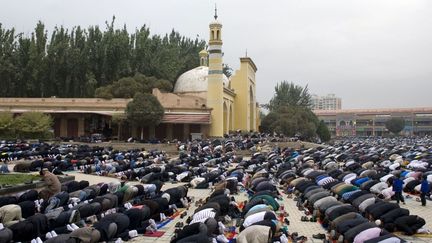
[{"left": 0, "top": 136, "right": 431, "bottom": 242}]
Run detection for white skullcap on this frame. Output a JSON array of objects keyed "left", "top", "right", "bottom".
[{"left": 375, "top": 219, "right": 382, "bottom": 226}]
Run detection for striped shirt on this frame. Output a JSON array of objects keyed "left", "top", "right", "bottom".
[
  {"left": 190, "top": 208, "right": 216, "bottom": 224},
  {"left": 318, "top": 177, "right": 336, "bottom": 186}
]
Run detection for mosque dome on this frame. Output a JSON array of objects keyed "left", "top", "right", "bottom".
[{"left": 173, "top": 66, "right": 229, "bottom": 93}]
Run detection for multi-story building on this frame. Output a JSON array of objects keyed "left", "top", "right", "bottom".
[
  {"left": 311, "top": 94, "right": 342, "bottom": 110},
  {"left": 314, "top": 107, "right": 432, "bottom": 137}
]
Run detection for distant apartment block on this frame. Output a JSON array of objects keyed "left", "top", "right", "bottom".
[{"left": 312, "top": 94, "right": 342, "bottom": 110}]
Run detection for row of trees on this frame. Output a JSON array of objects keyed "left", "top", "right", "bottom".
[
  {"left": 261, "top": 81, "right": 331, "bottom": 142},
  {"left": 0, "top": 17, "right": 205, "bottom": 98},
  {"left": 0, "top": 112, "right": 53, "bottom": 139}
]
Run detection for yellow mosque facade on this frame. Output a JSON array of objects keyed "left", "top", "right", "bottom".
[
  {"left": 171, "top": 13, "right": 260, "bottom": 137},
  {"left": 0, "top": 13, "right": 260, "bottom": 140}
]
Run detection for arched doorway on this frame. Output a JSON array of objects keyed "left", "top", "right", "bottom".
[{"left": 249, "top": 87, "right": 255, "bottom": 131}]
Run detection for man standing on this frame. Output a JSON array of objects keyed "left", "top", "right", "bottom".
[
  {"left": 420, "top": 175, "right": 430, "bottom": 206},
  {"left": 40, "top": 168, "right": 61, "bottom": 198},
  {"left": 392, "top": 175, "right": 405, "bottom": 205}
]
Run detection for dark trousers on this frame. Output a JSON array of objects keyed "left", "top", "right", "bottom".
[
  {"left": 395, "top": 191, "right": 405, "bottom": 204},
  {"left": 420, "top": 193, "right": 426, "bottom": 206}
]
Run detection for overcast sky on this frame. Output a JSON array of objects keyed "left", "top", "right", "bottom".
[{"left": 1, "top": 0, "right": 431, "bottom": 109}]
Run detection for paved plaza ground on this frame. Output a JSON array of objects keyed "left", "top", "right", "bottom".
[{"left": 69, "top": 172, "right": 432, "bottom": 243}]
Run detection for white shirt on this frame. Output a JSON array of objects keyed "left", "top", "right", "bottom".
[
  {"left": 380, "top": 174, "right": 394, "bottom": 183},
  {"left": 243, "top": 211, "right": 274, "bottom": 228},
  {"left": 381, "top": 187, "right": 395, "bottom": 199},
  {"left": 359, "top": 197, "right": 376, "bottom": 212},
  {"left": 190, "top": 208, "right": 216, "bottom": 224},
  {"left": 370, "top": 182, "right": 388, "bottom": 194}
]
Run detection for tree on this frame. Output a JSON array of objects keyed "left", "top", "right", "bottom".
[
  {"left": 0, "top": 112, "right": 15, "bottom": 138},
  {"left": 94, "top": 86, "right": 114, "bottom": 99},
  {"left": 111, "top": 77, "right": 143, "bottom": 98},
  {"left": 0, "top": 18, "right": 205, "bottom": 98},
  {"left": 94, "top": 73, "right": 173, "bottom": 98},
  {"left": 316, "top": 120, "right": 331, "bottom": 142},
  {"left": 385, "top": 118, "right": 405, "bottom": 135},
  {"left": 267, "top": 81, "right": 312, "bottom": 111},
  {"left": 126, "top": 92, "right": 164, "bottom": 139},
  {"left": 261, "top": 81, "right": 319, "bottom": 141},
  {"left": 261, "top": 106, "right": 319, "bottom": 140},
  {"left": 14, "top": 112, "right": 53, "bottom": 139}
]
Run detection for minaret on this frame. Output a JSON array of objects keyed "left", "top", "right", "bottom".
[
  {"left": 199, "top": 49, "right": 208, "bottom": 66},
  {"left": 206, "top": 6, "right": 224, "bottom": 137}
]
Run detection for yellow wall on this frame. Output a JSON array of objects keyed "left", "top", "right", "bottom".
[
  {"left": 231, "top": 57, "right": 258, "bottom": 132},
  {"left": 256, "top": 105, "right": 261, "bottom": 131},
  {"left": 206, "top": 21, "right": 224, "bottom": 137},
  {"left": 223, "top": 91, "right": 235, "bottom": 134}
]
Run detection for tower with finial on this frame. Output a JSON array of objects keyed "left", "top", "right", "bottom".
[{"left": 206, "top": 4, "right": 224, "bottom": 137}]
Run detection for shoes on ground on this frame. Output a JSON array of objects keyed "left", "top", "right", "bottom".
[{"left": 312, "top": 233, "right": 326, "bottom": 239}]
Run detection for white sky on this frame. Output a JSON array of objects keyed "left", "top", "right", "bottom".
[{"left": 1, "top": 0, "right": 431, "bottom": 109}]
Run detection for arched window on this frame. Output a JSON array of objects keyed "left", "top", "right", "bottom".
[{"left": 216, "top": 30, "right": 220, "bottom": 40}]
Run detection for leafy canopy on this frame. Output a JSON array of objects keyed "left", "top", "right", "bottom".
[
  {"left": 0, "top": 18, "right": 205, "bottom": 98},
  {"left": 95, "top": 73, "right": 173, "bottom": 99},
  {"left": 0, "top": 112, "right": 15, "bottom": 138},
  {"left": 385, "top": 117, "right": 405, "bottom": 135},
  {"left": 261, "top": 81, "right": 330, "bottom": 141},
  {"left": 316, "top": 120, "right": 331, "bottom": 142},
  {"left": 125, "top": 92, "right": 164, "bottom": 127},
  {"left": 267, "top": 81, "right": 312, "bottom": 111},
  {"left": 14, "top": 112, "right": 53, "bottom": 139}
]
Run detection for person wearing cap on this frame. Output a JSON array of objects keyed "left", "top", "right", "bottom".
[{"left": 40, "top": 168, "right": 61, "bottom": 198}]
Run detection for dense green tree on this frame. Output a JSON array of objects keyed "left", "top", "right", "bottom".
[
  {"left": 126, "top": 92, "right": 164, "bottom": 139},
  {"left": 0, "top": 18, "right": 205, "bottom": 98},
  {"left": 14, "top": 112, "right": 53, "bottom": 139},
  {"left": 0, "top": 24, "right": 17, "bottom": 97},
  {"left": 0, "top": 112, "right": 15, "bottom": 138},
  {"left": 94, "top": 73, "right": 172, "bottom": 98},
  {"left": 316, "top": 120, "right": 331, "bottom": 142},
  {"left": 261, "top": 81, "right": 319, "bottom": 141},
  {"left": 267, "top": 81, "right": 312, "bottom": 111},
  {"left": 385, "top": 118, "right": 405, "bottom": 135},
  {"left": 261, "top": 106, "right": 319, "bottom": 140},
  {"left": 110, "top": 77, "right": 143, "bottom": 98}
]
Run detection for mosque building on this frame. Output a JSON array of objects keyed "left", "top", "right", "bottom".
[
  {"left": 166, "top": 10, "right": 260, "bottom": 138},
  {"left": 0, "top": 11, "right": 260, "bottom": 140}
]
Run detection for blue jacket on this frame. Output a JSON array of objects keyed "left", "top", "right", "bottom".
[
  {"left": 393, "top": 178, "right": 404, "bottom": 192},
  {"left": 420, "top": 180, "right": 430, "bottom": 193}
]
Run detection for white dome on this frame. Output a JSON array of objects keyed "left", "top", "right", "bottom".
[{"left": 174, "top": 66, "right": 229, "bottom": 93}]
